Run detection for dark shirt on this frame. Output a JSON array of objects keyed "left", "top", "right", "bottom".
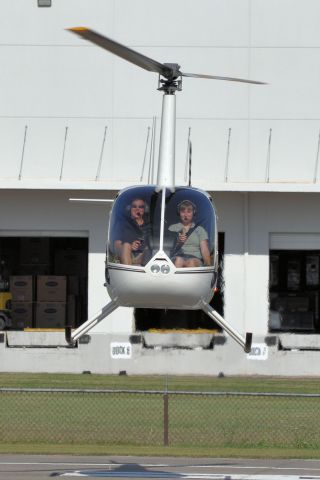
[{"left": 117, "top": 216, "right": 151, "bottom": 255}]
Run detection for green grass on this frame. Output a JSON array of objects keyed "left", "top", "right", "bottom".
[
  {"left": 1, "top": 373, "right": 320, "bottom": 458},
  {"left": 1, "top": 443, "right": 320, "bottom": 459},
  {"left": 1, "top": 372, "right": 320, "bottom": 393}
]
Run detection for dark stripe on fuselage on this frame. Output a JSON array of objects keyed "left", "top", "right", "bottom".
[{"left": 107, "top": 265, "right": 145, "bottom": 273}]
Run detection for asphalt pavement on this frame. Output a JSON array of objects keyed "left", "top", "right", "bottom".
[{"left": 1, "top": 455, "right": 320, "bottom": 479}]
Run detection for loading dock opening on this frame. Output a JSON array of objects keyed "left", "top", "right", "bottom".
[
  {"left": 269, "top": 249, "right": 320, "bottom": 333},
  {"left": 0, "top": 236, "right": 88, "bottom": 331}
]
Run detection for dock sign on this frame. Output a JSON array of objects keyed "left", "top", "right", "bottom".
[
  {"left": 247, "top": 343, "right": 268, "bottom": 360},
  {"left": 111, "top": 342, "right": 132, "bottom": 359}
]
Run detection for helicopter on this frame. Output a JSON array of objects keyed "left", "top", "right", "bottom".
[{"left": 65, "top": 27, "right": 265, "bottom": 352}]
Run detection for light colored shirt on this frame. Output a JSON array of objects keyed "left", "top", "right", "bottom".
[{"left": 169, "top": 222, "right": 208, "bottom": 259}]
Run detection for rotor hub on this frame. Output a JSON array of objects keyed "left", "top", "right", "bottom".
[
  {"left": 157, "top": 63, "right": 183, "bottom": 93},
  {"left": 158, "top": 77, "right": 182, "bottom": 94}
]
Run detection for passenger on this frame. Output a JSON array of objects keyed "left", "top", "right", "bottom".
[
  {"left": 115, "top": 198, "right": 151, "bottom": 266},
  {"left": 169, "top": 200, "right": 211, "bottom": 267}
]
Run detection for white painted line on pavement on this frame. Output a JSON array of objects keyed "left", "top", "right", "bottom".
[{"left": 60, "top": 472, "right": 320, "bottom": 479}]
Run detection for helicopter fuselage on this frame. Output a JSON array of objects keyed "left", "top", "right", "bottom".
[{"left": 105, "top": 184, "right": 218, "bottom": 310}]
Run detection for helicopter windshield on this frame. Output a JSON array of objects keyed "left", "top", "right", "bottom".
[
  {"left": 108, "top": 186, "right": 216, "bottom": 269},
  {"left": 107, "top": 186, "right": 162, "bottom": 267},
  {"left": 163, "top": 188, "right": 216, "bottom": 268}
]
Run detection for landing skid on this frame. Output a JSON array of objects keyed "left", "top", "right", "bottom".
[
  {"left": 201, "top": 300, "right": 252, "bottom": 353},
  {"left": 66, "top": 299, "right": 252, "bottom": 353}
]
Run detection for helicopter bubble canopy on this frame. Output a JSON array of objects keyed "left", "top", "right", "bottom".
[{"left": 107, "top": 185, "right": 217, "bottom": 269}]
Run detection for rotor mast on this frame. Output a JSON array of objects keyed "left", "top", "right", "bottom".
[{"left": 156, "top": 64, "right": 182, "bottom": 189}]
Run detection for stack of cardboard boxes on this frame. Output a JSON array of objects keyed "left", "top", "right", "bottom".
[
  {"left": 10, "top": 275, "right": 69, "bottom": 329},
  {"left": 8, "top": 240, "right": 87, "bottom": 330},
  {"left": 36, "top": 276, "right": 67, "bottom": 328},
  {"left": 10, "top": 276, "right": 33, "bottom": 329}
]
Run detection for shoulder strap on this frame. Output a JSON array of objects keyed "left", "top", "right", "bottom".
[{"left": 170, "top": 224, "right": 198, "bottom": 257}]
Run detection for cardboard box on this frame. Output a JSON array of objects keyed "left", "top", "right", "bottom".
[
  {"left": 54, "top": 249, "right": 87, "bottom": 276},
  {"left": 37, "top": 275, "right": 66, "bottom": 302},
  {"left": 11, "top": 302, "right": 33, "bottom": 329},
  {"left": 20, "top": 237, "right": 50, "bottom": 265},
  {"left": 35, "top": 302, "right": 66, "bottom": 328},
  {"left": 10, "top": 276, "right": 33, "bottom": 301}
]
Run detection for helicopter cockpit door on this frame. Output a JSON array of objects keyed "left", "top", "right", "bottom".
[
  {"left": 163, "top": 187, "right": 217, "bottom": 270},
  {"left": 107, "top": 186, "right": 163, "bottom": 267},
  {"left": 107, "top": 185, "right": 217, "bottom": 270}
]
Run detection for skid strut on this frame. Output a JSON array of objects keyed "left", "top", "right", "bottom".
[
  {"left": 65, "top": 299, "right": 119, "bottom": 345},
  {"left": 201, "top": 300, "right": 252, "bottom": 353}
]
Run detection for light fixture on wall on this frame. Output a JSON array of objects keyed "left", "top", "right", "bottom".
[{"left": 38, "top": 0, "right": 51, "bottom": 6}]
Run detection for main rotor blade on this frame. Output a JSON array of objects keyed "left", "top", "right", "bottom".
[
  {"left": 67, "top": 27, "right": 173, "bottom": 77},
  {"left": 68, "top": 28, "right": 266, "bottom": 85},
  {"left": 182, "top": 72, "right": 266, "bottom": 85}
]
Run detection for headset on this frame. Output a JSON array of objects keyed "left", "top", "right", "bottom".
[
  {"left": 126, "top": 199, "right": 150, "bottom": 214},
  {"left": 177, "top": 200, "right": 197, "bottom": 215}
]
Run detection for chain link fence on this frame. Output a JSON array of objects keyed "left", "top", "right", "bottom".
[{"left": 1, "top": 388, "right": 320, "bottom": 449}]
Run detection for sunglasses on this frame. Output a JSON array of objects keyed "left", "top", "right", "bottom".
[{"left": 131, "top": 204, "right": 145, "bottom": 209}]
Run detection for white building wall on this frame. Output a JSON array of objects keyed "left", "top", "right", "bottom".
[
  {"left": 1, "top": 189, "right": 318, "bottom": 340},
  {"left": 1, "top": 188, "right": 320, "bottom": 373},
  {"left": 1, "top": 0, "right": 320, "bottom": 189}
]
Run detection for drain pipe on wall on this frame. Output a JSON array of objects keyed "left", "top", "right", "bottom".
[{"left": 243, "top": 192, "right": 249, "bottom": 334}]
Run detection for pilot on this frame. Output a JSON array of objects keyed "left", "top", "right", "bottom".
[
  {"left": 169, "top": 200, "right": 211, "bottom": 267},
  {"left": 115, "top": 198, "right": 151, "bottom": 266}
]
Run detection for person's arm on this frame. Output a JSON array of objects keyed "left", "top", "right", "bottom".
[
  {"left": 197, "top": 226, "right": 211, "bottom": 265},
  {"left": 200, "top": 239, "right": 211, "bottom": 266}
]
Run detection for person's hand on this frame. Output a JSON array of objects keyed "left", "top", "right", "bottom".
[
  {"left": 178, "top": 232, "right": 187, "bottom": 243},
  {"left": 131, "top": 240, "right": 141, "bottom": 251}
]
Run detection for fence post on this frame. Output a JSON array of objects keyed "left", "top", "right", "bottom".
[{"left": 163, "top": 392, "right": 169, "bottom": 446}]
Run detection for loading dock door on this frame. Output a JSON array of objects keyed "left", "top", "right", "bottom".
[{"left": 269, "top": 234, "right": 320, "bottom": 333}]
